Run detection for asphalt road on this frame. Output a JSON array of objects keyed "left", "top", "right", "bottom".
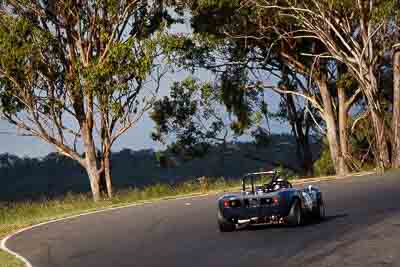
[{"left": 5, "top": 171, "right": 400, "bottom": 267}]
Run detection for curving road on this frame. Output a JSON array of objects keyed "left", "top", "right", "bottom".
[{"left": 5, "top": 171, "right": 400, "bottom": 267}]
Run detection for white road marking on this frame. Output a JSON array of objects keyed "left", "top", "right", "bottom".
[{"left": 1, "top": 235, "right": 33, "bottom": 267}]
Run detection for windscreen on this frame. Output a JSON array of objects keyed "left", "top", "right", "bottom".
[{"left": 242, "top": 173, "right": 274, "bottom": 193}]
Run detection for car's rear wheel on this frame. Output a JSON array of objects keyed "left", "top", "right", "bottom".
[
  {"left": 218, "top": 220, "right": 236, "bottom": 232},
  {"left": 286, "top": 199, "right": 302, "bottom": 227},
  {"left": 217, "top": 212, "right": 236, "bottom": 232},
  {"left": 313, "top": 198, "right": 325, "bottom": 220}
]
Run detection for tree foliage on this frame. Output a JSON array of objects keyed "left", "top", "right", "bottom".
[
  {"left": 0, "top": 0, "right": 173, "bottom": 200},
  {"left": 151, "top": 77, "right": 240, "bottom": 159},
  {"left": 154, "top": 0, "right": 400, "bottom": 175}
]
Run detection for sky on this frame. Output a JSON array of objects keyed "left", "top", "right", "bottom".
[{"left": 0, "top": 15, "right": 289, "bottom": 158}]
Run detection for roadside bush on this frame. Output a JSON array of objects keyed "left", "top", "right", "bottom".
[
  {"left": 197, "top": 176, "right": 209, "bottom": 192},
  {"left": 210, "top": 177, "right": 228, "bottom": 189},
  {"left": 150, "top": 183, "right": 175, "bottom": 197},
  {"left": 313, "top": 146, "right": 335, "bottom": 176},
  {"left": 176, "top": 180, "right": 199, "bottom": 193},
  {"left": 273, "top": 166, "right": 299, "bottom": 180}
]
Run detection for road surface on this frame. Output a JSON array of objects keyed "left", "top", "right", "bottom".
[{"left": 5, "top": 171, "right": 400, "bottom": 267}]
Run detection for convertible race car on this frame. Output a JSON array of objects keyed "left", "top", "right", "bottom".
[{"left": 217, "top": 171, "right": 325, "bottom": 232}]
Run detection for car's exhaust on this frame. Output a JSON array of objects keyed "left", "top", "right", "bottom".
[{"left": 238, "top": 216, "right": 284, "bottom": 225}]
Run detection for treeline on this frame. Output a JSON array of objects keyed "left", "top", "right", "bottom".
[{"left": 0, "top": 136, "right": 320, "bottom": 202}]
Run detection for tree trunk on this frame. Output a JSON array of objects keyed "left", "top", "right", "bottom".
[
  {"left": 296, "top": 109, "right": 314, "bottom": 177},
  {"left": 98, "top": 151, "right": 113, "bottom": 198},
  {"left": 366, "top": 69, "right": 391, "bottom": 171},
  {"left": 303, "top": 103, "right": 315, "bottom": 177},
  {"left": 301, "top": 135, "right": 314, "bottom": 177},
  {"left": 104, "top": 154, "right": 113, "bottom": 198},
  {"left": 87, "top": 165, "right": 101, "bottom": 201},
  {"left": 392, "top": 49, "right": 400, "bottom": 168},
  {"left": 338, "top": 86, "right": 350, "bottom": 174},
  {"left": 99, "top": 110, "right": 113, "bottom": 198},
  {"left": 371, "top": 110, "right": 391, "bottom": 170},
  {"left": 280, "top": 63, "right": 314, "bottom": 176},
  {"left": 318, "top": 79, "right": 346, "bottom": 175},
  {"left": 82, "top": 123, "right": 101, "bottom": 201},
  {"left": 286, "top": 94, "right": 314, "bottom": 176}
]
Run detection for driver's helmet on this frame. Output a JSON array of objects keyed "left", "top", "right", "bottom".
[
  {"left": 273, "top": 183, "right": 281, "bottom": 191},
  {"left": 273, "top": 177, "right": 286, "bottom": 190}
]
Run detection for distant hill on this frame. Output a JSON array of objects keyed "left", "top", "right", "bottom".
[{"left": 0, "top": 134, "right": 321, "bottom": 202}]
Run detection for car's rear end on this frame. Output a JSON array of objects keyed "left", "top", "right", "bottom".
[{"left": 217, "top": 191, "right": 291, "bottom": 225}]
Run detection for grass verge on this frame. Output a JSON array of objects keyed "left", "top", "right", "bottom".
[{"left": 0, "top": 172, "right": 374, "bottom": 267}]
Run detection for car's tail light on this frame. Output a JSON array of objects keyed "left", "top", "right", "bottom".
[
  {"left": 230, "top": 200, "right": 241, "bottom": 207},
  {"left": 272, "top": 197, "right": 279, "bottom": 205},
  {"left": 223, "top": 200, "right": 241, "bottom": 208}
]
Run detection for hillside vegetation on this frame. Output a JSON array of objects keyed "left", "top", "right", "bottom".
[{"left": 0, "top": 135, "right": 320, "bottom": 202}]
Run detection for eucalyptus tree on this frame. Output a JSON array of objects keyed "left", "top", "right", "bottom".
[
  {"left": 161, "top": 0, "right": 326, "bottom": 175},
  {"left": 233, "top": 1, "right": 366, "bottom": 175},
  {"left": 392, "top": 19, "right": 400, "bottom": 167},
  {"left": 0, "top": 0, "right": 173, "bottom": 200},
  {"left": 174, "top": 0, "right": 370, "bottom": 174},
  {"left": 246, "top": 0, "right": 400, "bottom": 170}
]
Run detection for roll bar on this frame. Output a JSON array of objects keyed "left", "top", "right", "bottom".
[{"left": 242, "top": 170, "right": 279, "bottom": 193}]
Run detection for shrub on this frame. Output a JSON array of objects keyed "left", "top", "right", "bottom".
[
  {"left": 210, "top": 177, "right": 227, "bottom": 189},
  {"left": 273, "top": 166, "right": 299, "bottom": 180},
  {"left": 176, "top": 180, "right": 199, "bottom": 193},
  {"left": 313, "top": 145, "right": 335, "bottom": 176},
  {"left": 197, "top": 176, "right": 209, "bottom": 192}
]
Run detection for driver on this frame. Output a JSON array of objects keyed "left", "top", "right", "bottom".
[
  {"left": 267, "top": 177, "right": 291, "bottom": 191},
  {"left": 273, "top": 177, "right": 286, "bottom": 191}
]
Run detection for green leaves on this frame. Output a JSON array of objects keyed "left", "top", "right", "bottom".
[
  {"left": 0, "top": 13, "right": 57, "bottom": 115},
  {"left": 160, "top": 32, "right": 221, "bottom": 70},
  {"left": 371, "top": 0, "right": 399, "bottom": 22},
  {"left": 151, "top": 77, "right": 230, "bottom": 158},
  {"left": 0, "top": 85, "right": 23, "bottom": 116}
]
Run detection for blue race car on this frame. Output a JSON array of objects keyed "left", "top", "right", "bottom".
[{"left": 217, "top": 171, "right": 325, "bottom": 232}]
